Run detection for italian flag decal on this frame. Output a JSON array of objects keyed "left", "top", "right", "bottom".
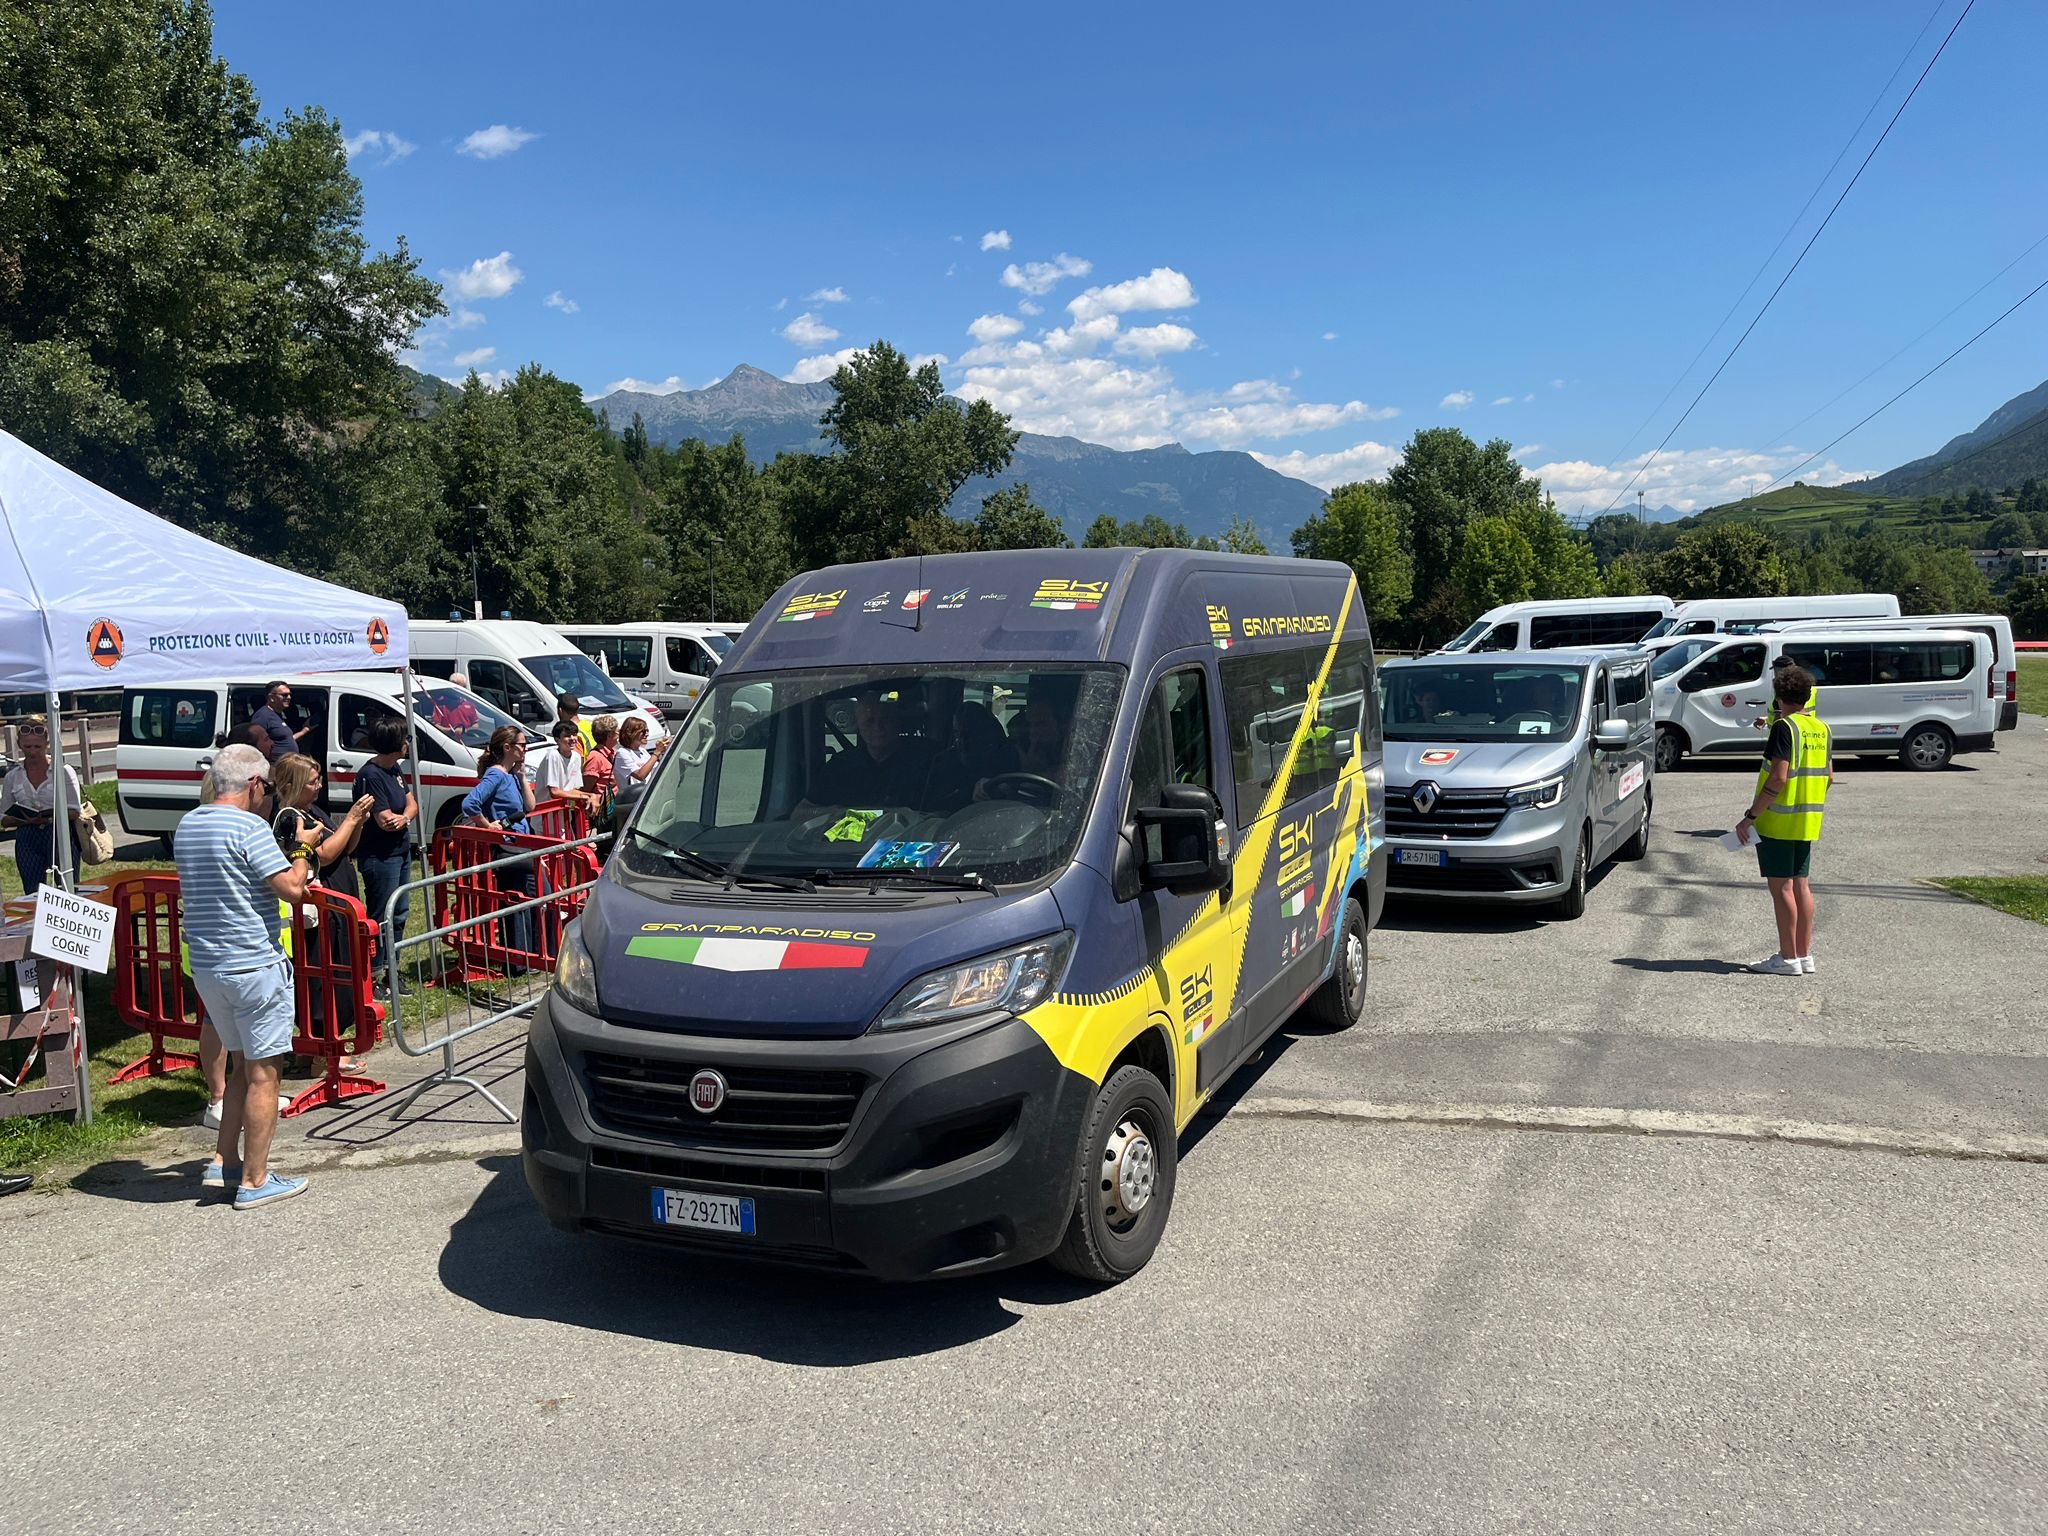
[
  {"left": 626, "top": 935, "right": 869, "bottom": 971},
  {"left": 1281, "top": 884, "right": 1314, "bottom": 918}
]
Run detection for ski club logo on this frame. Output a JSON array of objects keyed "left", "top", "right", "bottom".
[
  {"left": 1032, "top": 578, "right": 1108, "bottom": 611},
  {"left": 367, "top": 617, "right": 390, "bottom": 656},
  {"left": 776, "top": 590, "right": 846, "bottom": 623},
  {"left": 901, "top": 589, "right": 931, "bottom": 610},
  {"left": 87, "top": 618, "right": 124, "bottom": 670},
  {"left": 1207, "top": 603, "right": 1234, "bottom": 650},
  {"left": 862, "top": 592, "right": 893, "bottom": 612},
  {"left": 1419, "top": 748, "right": 1458, "bottom": 766},
  {"left": 936, "top": 587, "right": 969, "bottom": 610}
]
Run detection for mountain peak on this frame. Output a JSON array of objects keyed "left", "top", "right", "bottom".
[{"left": 716, "top": 363, "right": 784, "bottom": 388}]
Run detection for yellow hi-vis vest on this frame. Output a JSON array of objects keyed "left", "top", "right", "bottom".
[{"left": 1754, "top": 709, "right": 1830, "bottom": 842}]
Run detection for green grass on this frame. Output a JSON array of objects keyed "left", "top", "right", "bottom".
[
  {"left": 2017, "top": 656, "right": 2048, "bottom": 719},
  {"left": 1696, "top": 483, "right": 1997, "bottom": 542},
  {"left": 85, "top": 780, "right": 116, "bottom": 814},
  {"left": 1935, "top": 875, "right": 2048, "bottom": 927}
]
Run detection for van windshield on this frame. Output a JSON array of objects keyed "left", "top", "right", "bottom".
[
  {"left": 521, "top": 652, "right": 635, "bottom": 710},
  {"left": 1651, "top": 637, "right": 1719, "bottom": 679},
  {"left": 1641, "top": 616, "right": 1679, "bottom": 640},
  {"left": 1380, "top": 663, "right": 1586, "bottom": 742},
  {"left": 412, "top": 684, "right": 523, "bottom": 750},
  {"left": 620, "top": 663, "right": 1124, "bottom": 889},
  {"left": 700, "top": 633, "right": 733, "bottom": 657},
  {"left": 1441, "top": 619, "right": 1489, "bottom": 651}
]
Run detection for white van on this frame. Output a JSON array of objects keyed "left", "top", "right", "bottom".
[
  {"left": 1764, "top": 613, "right": 2019, "bottom": 733},
  {"left": 408, "top": 619, "right": 663, "bottom": 738},
  {"left": 1653, "top": 627, "right": 1996, "bottom": 772},
  {"left": 1438, "top": 597, "right": 1674, "bottom": 654},
  {"left": 558, "top": 622, "right": 731, "bottom": 718},
  {"left": 116, "top": 673, "right": 536, "bottom": 848},
  {"left": 1642, "top": 593, "right": 1900, "bottom": 641}
]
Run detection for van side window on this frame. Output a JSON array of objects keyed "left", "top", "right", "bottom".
[
  {"left": 1130, "top": 668, "right": 1213, "bottom": 812},
  {"left": 1530, "top": 612, "right": 1662, "bottom": 648},
  {"left": 1471, "top": 622, "right": 1518, "bottom": 653},
  {"left": 667, "top": 637, "right": 714, "bottom": 677},
  {"left": 1222, "top": 647, "right": 1358, "bottom": 824},
  {"left": 1873, "top": 641, "right": 1971, "bottom": 684},
  {"left": 606, "top": 636, "right": 653, "bottom": 678},
  {"left": 1782, "top": 642, "right": 1871, "bottom": 688},
  {"left": 412, "top": 657, "right": 455, "bottom": 681},
  {"left": 122, "top": 690, "right": 217, "bottom": 748},
  {"left": 467, "top": 659, "right": 511, "bottom": 711},
  {"left": 1306, "top": 640, "right": 1373, "bottom": 797},
  {"left": 337, "top": 693, "right": 403, "bottom": 752},
  {"left": 1680, "top": 644, "right": 1765, "bottom": 692},
  {"left": 1612, "top": 661, "right": 1648, "bottom": 709}
]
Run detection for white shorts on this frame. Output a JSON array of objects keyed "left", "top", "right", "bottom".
[{"left": 191, "top": 959, "right": 296, "bottom": 1062}]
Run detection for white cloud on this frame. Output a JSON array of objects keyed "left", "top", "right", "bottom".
[
  {"left": 590, "top": 375, "right": 689, "bottom": 399},
  {"left": 1067, "top": 266, "right": 1198, "bottom": 323},
  {"left": 1040, "top": 315, "right": 1123, "bottom": 356},
  {"left": 1441, "top": 390, "right": 1474, "bottom": 410},
  {"left": 447, "top": 306, "right": 486, "bottom": 330},
  {"left": 1017, "top": 299, "right": 1041, "bottom": 316},
  {"left": 967, "top": 313, "right": 1026, "bottom": 344},
  {"left": 955, "top": 355, "right": 1182, "bottom": 449},
  {"left": 342, "top": 129, "right": 415, "bottom": 165},
  {"left": 1535, "top": 445, "right": 1872, "bottom": 516},
  {"left": 1514, "top": 444, "right": 1546, "bottom": 458},
  {"left": 909, "top": 352, "right": 950, "bottom": 371},
  {"left": 944, "top": 263, "right": 957, "bottom": 279},
  {"left": 1114, "top": 322, "right": 1200, "bottom": 359},
  {"left": 543, "top": 291, "right": 579, "bottom": 314},
  {"left": 1251, "top": 440, "right": 1402, "bottom": 489},
  {"left": 1180, "top": 382, "right": 1397, "bottom": 449},
  {"left": 444, "top": 368, "right": 513, "bottom": 391},
  {"left": 1523, "top": 393, "right": 1535, "bottom": 402},
  {"left": 441, "top": 251, "right": 523, "bottom": 301},
  {"left": 1322, "top": 331, "right": 1338, "bottom": 342},
  {"left": 452, "top": 346, "right": 496, "bottom": 369},
  {"left": 457, "top": 124, "right": 539, "bottom": 159},
  {"left": 785, "top": 348, "right": 860, "bottom": 384},
  {"left": 806, "top": 286, "right": 849, "bottom": 303},
  {"left": 772, "top": 297, "right": 788, "bottom": 311},
  {"left": 1551, "top": 378, "right": 1566, "bottom": 390},
  {"left": 980, "top": 230, "right": 1012, "bottom": 251},
  {"left": 1491, "top": 395, "right": 1515, "bottom": 407},
  {"left": 780, "top": 311, "right": 841, "bottom": 347},
  {"left": 1000, "top": 253, "right": 1093, "bottom": 297}
]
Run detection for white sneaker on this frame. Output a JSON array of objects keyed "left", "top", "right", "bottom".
[
  {"left": 1798, "top": 955, "right": 1816, "bottom": 975},
  {"left": 1744, "top": 954, "right": 1802, "bottom": 976}
]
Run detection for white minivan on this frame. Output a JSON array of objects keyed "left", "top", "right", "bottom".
[
  {"left": 116, "top": 672, "right": 537, "bottom": 848},
  {"left": 558, "top": 622, "right": 731, "bottom": 719},
  {"left": 408, "top": 619, "right": 663, "bottom": 738},
  {"left": 1438, "top": 597, "right": 1674, "bottom": 654},
  {"left": 1652, "top": 627, "right": 1997, "bottom": 772},
  {"left": 1643, "top": 593, "right": 1900, "bottom": 641},
  {"left": 1764, "top": 613, "right": 2020, "bottom": 734}
]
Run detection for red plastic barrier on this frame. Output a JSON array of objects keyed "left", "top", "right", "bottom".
[
  {"left": 109, "top": 875, "right": 388, "bottom": 1116},
  {"left": 426, "top": 825, "right": 598, "bottom": 982},
  {"left": 525, "top": 796, "right": 592, "bottom": 842}
]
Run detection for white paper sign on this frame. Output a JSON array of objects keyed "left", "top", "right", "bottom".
[{"left": 30, "top": 886, "right": 115, "bottom": 973}]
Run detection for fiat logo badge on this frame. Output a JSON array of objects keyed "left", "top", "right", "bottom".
[
  {"left": 689, "top": 1069, "right": 727, "bottom": 1114},
  {"left": 1411, "top": 781, "right": 1439, "bottom": 815}
]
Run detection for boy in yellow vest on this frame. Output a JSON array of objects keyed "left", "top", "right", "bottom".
[{"left": 1736, "top": 663, "right": 1831, "bottom": 976}]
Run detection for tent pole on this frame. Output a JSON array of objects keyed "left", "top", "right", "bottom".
[
  {"left": 402, "top": 667, "right": 424, "bottom": 863},
  {"left": 44, "top": 688, "right": 91, "bottom": 1125}
]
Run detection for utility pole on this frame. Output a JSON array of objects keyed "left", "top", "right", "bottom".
[{"left": 469, "top": 505, "right": 487, "bottom": 620}]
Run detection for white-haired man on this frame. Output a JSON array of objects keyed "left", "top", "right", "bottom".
[{"left": 175, "top": 743, "right": 318, "bottom": 1209}]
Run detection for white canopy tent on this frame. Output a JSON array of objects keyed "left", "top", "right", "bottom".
[{"left": 0, "top": 427, "right": 412, "bottom": 1123}]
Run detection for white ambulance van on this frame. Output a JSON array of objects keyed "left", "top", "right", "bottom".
[{"left": 408, "top": 620, "right": 664, "bottom": 739}]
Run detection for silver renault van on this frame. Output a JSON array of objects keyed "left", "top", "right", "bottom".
[{"left": 1376, "top": 649, "right": 1654, "bottom": 919}]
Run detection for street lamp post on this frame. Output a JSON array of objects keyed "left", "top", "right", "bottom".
[{"left": 469, "top": 504, "right": 488, "bottom": 620}]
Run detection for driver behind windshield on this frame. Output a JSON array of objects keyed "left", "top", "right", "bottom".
[
  {"left": 1528, "top": 673, "right": 1573, "bottom": 720},
  {"left": 1013, "top": 685, "right": 1073, "bottom": 779},
  {"left": 807, "top": 687, "right": 930, "bottom": 808},
  {"left": 922, "top": 700, "right": 1017, "bottom": 813}
]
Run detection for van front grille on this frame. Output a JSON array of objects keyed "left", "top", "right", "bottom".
[
  {"left": 1385, "top": 787, "right": 1510, "bottom": 840},
  {"left": 580, "top": 1051, "right": 865, "bottom": 1152}
]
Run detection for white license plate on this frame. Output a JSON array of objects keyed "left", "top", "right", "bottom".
[
  {"left": 1397, "top": 848, "right": 1447, "bottom": 868},
  {"left": 650, "top": 1186, "right": 756, "bottom": 1236}
]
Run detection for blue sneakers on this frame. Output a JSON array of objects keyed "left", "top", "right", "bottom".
[
  {"left": 200, "top": 1160, "right": 243, "bottom": 1190},
  {"left": 232, "top": 1172, "right": 309, "bottom": 1211}
]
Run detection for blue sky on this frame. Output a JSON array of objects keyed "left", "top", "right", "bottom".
[{"left": 216, "top": 0, "right": 2048, "bottom": 514}]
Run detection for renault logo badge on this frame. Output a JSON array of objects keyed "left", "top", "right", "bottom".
[
  {"left": 1411, "top": 781, "right": 1439, "bottom": 815},
  {"left": 689, "top": 1069, "right": 727, "bottom": 1114}
]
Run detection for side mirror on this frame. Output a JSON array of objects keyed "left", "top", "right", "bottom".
[
  {"left": 1134, "top": 785, "right": 1228, "bottom": 895},
  {"left": 1593, "top": 718, "right": 1630, "bottom": 751},
  {"left": 515, "top": 698, "right": 549, "bottom": 725}
]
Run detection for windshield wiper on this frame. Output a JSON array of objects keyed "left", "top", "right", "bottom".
[
  {"left": 811, "top": 867, "right": 995, "bottom": 893},
  {"left": 624, "top": 826, "right": 816, "bottom": 892}
]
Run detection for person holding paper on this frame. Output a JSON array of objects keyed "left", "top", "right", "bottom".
[
  {"left": 1735, "top": 664, "right": 1832, "bottom": 977},
  {"left": 2, "top": 715, "right": 83, "bottom": 894}
]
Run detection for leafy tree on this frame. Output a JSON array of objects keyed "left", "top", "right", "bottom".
[
  {"left": 651, "top": 435, "right": 791, "bottom": 623},
  {"left": 1385, "top": 428, "right": 1538, "bottom": 618},
  {"left": 1082, "top": 513, "right": 1201, "bottom": 549},
  {"left": 1985, "top": 511, "right": 2034, "bottom": 548},
  {"left": 787, "top": 342, "right": 1018, "bottom": 567},
  {"left": 2003, "top": 574, "right": 2048, "bottom": 640},
  {"left": 1451, "top": 516, "right": 1536, "bottom": 614},
  {"left": 1508, "top": 495, "right": 1602, "bottom": 599},
  {"left": 1218, "top": 515, "right": 1269, "bottom": 555},
  {"left": 973, "top": 482, "right": 1070, "bottom": 550},
  {"left": 1601, "top": 551, "right": 1657, "bottom": 597},
  {"left": 1650, "top": 524, "right": 1788, "bottom": 600},
  {"left": 0, "top": 0, "right": 440, "bottom": 547},
  {"left": 1291, "top": 482, "right": 1413, "bottom": 626}
]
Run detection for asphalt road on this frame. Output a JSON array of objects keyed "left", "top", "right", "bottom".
[{"left": 5, "top": 720, "right": 2044, "bottom": 1533}]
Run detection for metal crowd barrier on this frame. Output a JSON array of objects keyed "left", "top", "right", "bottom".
[{"left": 379, "top": 826, "right": 602, "bottom": 1122}]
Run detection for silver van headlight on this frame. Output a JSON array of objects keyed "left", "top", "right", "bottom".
[
  {"left": 872, "top": 932, "right": 1074, "bottom": 1033},
  {"left": 1504, "top": 773, "right": 1567, "bottom": 811}
]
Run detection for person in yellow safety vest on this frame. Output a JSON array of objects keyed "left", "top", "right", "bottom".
[{"left": 1736, "top": 662, "right": 1832, "bottom": 976}]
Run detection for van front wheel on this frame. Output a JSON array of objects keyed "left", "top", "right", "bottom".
[
  {"left": 1553, "top": 828, "right": 1590, "bottom": 920},
  {"left": 1047, "top": 1064, "right": 1177, "bottom": 1285},
  {"left": 1901, "top": 725, "right": 1952, "bottom": 772},
  {"left": 1655, "top": 727, "right": 1684, "bottom": 774},
  {"left": 1302, "top": 895, "right": 1368, "bottom": 1031}
]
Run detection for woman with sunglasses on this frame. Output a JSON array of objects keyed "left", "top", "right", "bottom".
[{"left": 2, "top": 715, "right": 84, "bottom": 894}]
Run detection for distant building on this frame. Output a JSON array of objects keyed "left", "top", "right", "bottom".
[{"left": 1968, "top": 547, "right": 2048, "bottom": 575}]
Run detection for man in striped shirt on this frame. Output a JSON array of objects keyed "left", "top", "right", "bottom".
[{"left": 174, "top": 744, "right": 318, "bottom": 1210}]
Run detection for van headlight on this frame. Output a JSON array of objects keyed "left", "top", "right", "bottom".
[
  {"left": 554, "top": 920, "right": 601, "bottom": 1015},
  {"left": 1503, "top": 774, "right": 1567, "bottom": 811},
  {"left": 871, "top": 932, "right": 1074, "bottom": 1033}
]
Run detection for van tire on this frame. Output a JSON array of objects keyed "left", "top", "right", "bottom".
[
  {"left": 1047, "top": 1064, "right": 1177, "bottom": 1286},
  {"left": 1901, "top": 725, "right": 1952, "bottom": 772},
  {"left": 1553, "top": 828, "right": 1590, "bottom": 920},
  {"left": 1302, "top": 895, "right": 1368, "bottom": 1031},
  {"left": 1654, "top": 726, "right": 1684, "bottom": 774},
  {"left": 1619, "top": 789, "right": 1651, "bottom": 861}
]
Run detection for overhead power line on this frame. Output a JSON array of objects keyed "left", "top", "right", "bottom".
[
  {"left": 1601, "top": 0, "right": 1949, "bottom": 472},
  {"left": 1852, "top": 395, "right": 2048, "bottom": 499},
  {"left": 1753, "top": 271, "right": 2048, "bottom": 497},
  {"left": 1599, "top": 0, "right": 1977, "bottom": 515}
]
